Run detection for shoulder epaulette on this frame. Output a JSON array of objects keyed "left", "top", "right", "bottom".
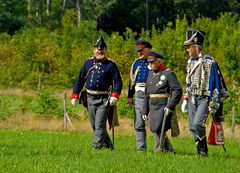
[
  {"left": 107, "top": 58, "right": 115, "bottom": 63},
  {"left": 203, "top": 55, "right": 215, "bottom": 64},
  {"left": 204, "top": 54, "right": 214, "bottom": 61},
  {"left": 164, "top": 68, "right": 173, "bottom": 74}
]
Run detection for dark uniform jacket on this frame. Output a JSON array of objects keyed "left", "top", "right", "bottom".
[
  {"left": 128, "top": 58, "right": 149, "bottom": 98},
  {"left": 73, "top": 58, "right": 122, "bottom": 95},
  {"left": 142, "top": 68, "right": 182, "bottom": 133}
]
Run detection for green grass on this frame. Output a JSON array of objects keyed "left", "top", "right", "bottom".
[{"left": 0, "top": 130, "right": 239, "bottom": 173}]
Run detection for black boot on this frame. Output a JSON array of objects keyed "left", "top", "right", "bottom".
[
  {"left": 201, "top": 137, "right": 208, "bottom": 156},
  {"left": 195, "top": 137, "right": 208, "bottom": 157}
]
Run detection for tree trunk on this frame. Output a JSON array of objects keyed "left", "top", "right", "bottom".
[
  {"left": 63, "top": 0, "right": 67, "bottom": 10},
  {"left": 146, "top": 0, "right": 149, "bottom": 30},
  {"left": 46, "top": 0, "right": 50, "bottom": 16},
  {"left": 27, "top": 0, "right": 32, "bottom": 18},
  {"left": 157, "top": 0, "right": 160, "bottom": 25},
  {"left": 36, "top": 0, "right": 42, "bottom": 24},
  {"left": 76, "top": 0, "right": 81, "bottom": 26}
]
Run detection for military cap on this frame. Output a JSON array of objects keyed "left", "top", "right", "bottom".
[
  {"left": 184, "top": 29, "right": 205, "bottom": 46},
  {"left": 94, "top": 36, "right": 107, "bottom": 49},
  {"left": 136, "top": 40, "right": 152, "bottom": 51},
  {"left": 147, "top": 51, "right": 164, "bottom": 62}
]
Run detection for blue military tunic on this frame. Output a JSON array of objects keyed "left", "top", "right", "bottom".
[
  {"left": 128, "top": 58, "right": 149, "bottom": 97},
  {"left": 73, "top": 58, "right": 122, "bottom": 95}
]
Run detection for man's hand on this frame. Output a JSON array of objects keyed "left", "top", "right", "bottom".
[
  {"left": 181, "top": 97, "right": 189, "bottom": 113},
  {"left": 164, "top": 107, "right": 172, "bottom": 116},
  {"left": 71, "top": 99, "right": 77, "bottom": 107},
  {"left": 127, "top": 98, "right": 134, "bottom": 109},
  {"left": 209, "top": 102, "right": 219, "bottom": 114},
  {"left": 142, "top": 114, "right": 148, "bottom": 121},
  {"left": 71, "top": 93, "right": 79, "bottom": 107},
  {"left": 109, "top": 92, "right": 120, "bottom": 106},
  {"left": 110, "top": 97, "right": 118, "bottom": 106}
]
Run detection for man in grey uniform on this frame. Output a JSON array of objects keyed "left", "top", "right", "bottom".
[
  {"left": 127, "top": 41, "right": 152, "bottom": 151},
  {"left": 181, "top": 29, "right": 229, "bottom": 156},
  {"left": 142, "top": 51, "right": 182, "bottom": 152},
  {"left": 71, "top": 36, "right": 123, "bottom": 149}
]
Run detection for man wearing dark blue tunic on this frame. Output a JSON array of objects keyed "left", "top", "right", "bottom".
[
  {"left": 71, "top": 36, "right": 123, "bottom": 149},
  {"left": 127, "top": 41, "right": 152, "bottom": 151}
]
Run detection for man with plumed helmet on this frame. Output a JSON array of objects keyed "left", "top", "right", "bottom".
[
  {"left": 181, "top": 29, "right": 230, "bottom": 156},
  {"left": 71, "top": 36, "right": 123, "bottom": 149},
  {"left": 142, "top": 51, "right": 182, "bottom": 153},
  {"left": 127, "top": 40, "right": 152, "bottom": 151}
]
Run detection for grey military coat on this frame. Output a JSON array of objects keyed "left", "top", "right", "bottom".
[{"left": 142, "top": 68, "right": 182, "bottom": 133}]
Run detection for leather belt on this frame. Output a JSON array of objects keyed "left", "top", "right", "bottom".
[
  {"left": 149, "top": 93, "right": 169, "bottom": 98},
  {"left": 135, "top": 83, "right": 146, "bottom": 87},
  {"left": 86, "top": 89, "right": 108, "bottom": 95}
]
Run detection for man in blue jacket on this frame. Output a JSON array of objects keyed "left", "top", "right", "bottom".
[
  {"left": 71, "top": 36, "right": 123, "bottom": 150},
  {"left": 127, "top": 41, "right": 152, "bottom": 151}
]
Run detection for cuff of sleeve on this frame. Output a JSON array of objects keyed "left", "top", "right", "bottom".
[
  {"left": 166, "top": 103, "right": 176, "bottom": 111},
  {"left": 111, "top": 92, "right": 120, "bottom": 99},
  {"left": 71, "top": 93, "right": 79, "bottom": 99}
]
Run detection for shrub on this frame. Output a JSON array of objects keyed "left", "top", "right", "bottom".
[{"left": 31, "top": 90, "right": 62, "bottom": 118}]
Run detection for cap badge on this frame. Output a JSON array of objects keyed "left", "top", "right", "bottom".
[{"left": 194, "top": 36, "right": 198, "bottom": 43}]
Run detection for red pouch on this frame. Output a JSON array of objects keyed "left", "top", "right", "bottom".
[{"left": 208, "top": 121, "right": 224, "bottom": 145}]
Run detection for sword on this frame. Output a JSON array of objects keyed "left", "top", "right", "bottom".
[
  {"left": 159, "top": 108, "right": 170, "bottom": 151},
  {"left": 104, "top": 86, "right": 115, "bottom": 148},
  {"left": 104, "top": 86, "right": 113, "bottom": 107}
]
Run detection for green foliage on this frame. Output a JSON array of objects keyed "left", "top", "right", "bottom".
[
  {"left": 117, "top": 93, "right": 134, "bottom": 118},
  {"left": 0, "top": 89, "right": 86, "bottom": 120},
  {"left": 0, "top": 96, "right": 13, "bottom": 120},
  {"left": 31, "top": 90, "right": 62, "bottom": 118},
  {"left": 0, "top": 32, "right": 11, "bottom": 43},
  {"left": 0, "top": 1, "right": 25, "bottom": 35},
  {"left": 0, "top": 13, "right": 240, "bottom": 123},
  {"left": 224, "top": 84, "right": 240, "bottom": 124},
  {"left": 0, "top": 95, "right": 27, "bottom": 120}
]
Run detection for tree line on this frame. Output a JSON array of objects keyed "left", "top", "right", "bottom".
[{"left": 1, "top": 0, "right": 240, "bottom": 35}]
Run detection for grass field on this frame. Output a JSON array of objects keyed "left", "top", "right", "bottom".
[{"left": 0, "top": 130, "right": 239, "bottom": 173}]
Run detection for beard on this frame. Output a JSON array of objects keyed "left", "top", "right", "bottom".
[{"left": 95, "top": 54, "right": 106, "bottom": 60}]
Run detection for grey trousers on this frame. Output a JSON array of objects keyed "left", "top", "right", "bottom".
[
  {"left": 188, "top": 95, "right": 209, "bottom": 140},
  {"left": 134, "top": 91, "right": 146, "bottom": 151},
  {"left": 87, "top": 94, "right": 113, "bottom": 149}
]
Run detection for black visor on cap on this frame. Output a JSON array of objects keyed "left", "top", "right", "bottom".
[
  {"left": 147, "top": 51, "right": 164, "bottom": 62},
  {"left": 135, "top": 41, "right": 152, "bottom": 51}
]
